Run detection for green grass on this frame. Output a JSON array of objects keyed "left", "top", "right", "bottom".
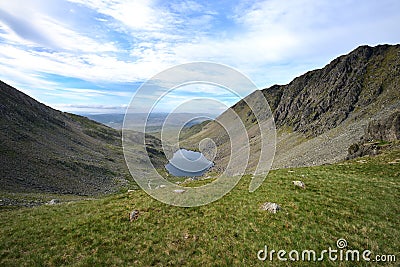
[
  {"left": 0, "top": 192, "right": 92, "bottom": 212},
  {"left": 1, "top": 150, "right": 399, "bottom": 266}
]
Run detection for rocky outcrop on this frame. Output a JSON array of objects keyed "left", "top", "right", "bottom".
[
  {"left": 364, "top": 111, "right": 400, "bottom": 141},
  {"left": 267, "top": 44, "right": 400, "bottom": 137},
  {"left": 347, "top": 110, "right": 400, "bottom": 159}
]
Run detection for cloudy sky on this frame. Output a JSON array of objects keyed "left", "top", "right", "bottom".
[{"left": 0, "top": 0, "right": 399, "bottom": 114}]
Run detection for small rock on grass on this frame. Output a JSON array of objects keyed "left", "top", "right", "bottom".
[
  {"left": 292, "top": 180, "right": 306, "bottom": 189},
  {"left": 174, "top": 189, "right": 186, "bottom": 194},
  {"left": 129, "top": 210, "right": 139, "bottom": 221},
  {"left": 47, "top": 199, "right": 60, "bottom": 205},
  {"left": 260, "top": 202, "right": 281, "bottom": 213}
]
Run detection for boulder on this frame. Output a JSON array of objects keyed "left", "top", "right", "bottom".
[
  {"left": 174, "top": 189, "right": 186, "bottom": 194},
  {"left": 129, "top": 210, "right": 139, "bottom": 221},
  {"left": 260, "top": 202, "right": 281, "bottom": 213},
  {"left": 292, "top": 180, "right": 306, "bottom": 189},
  {"left": 47, "top": 199, "right": 60, "bottom": 205}
]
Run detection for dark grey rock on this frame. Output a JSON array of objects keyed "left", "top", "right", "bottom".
[
  {"left": 129, "top": 210, "right": 139, "bottom": 221},
  {"left": 364, "top": 111, "right": 400, "bottom": 141},
  {"left": 347, "top": 111, "right": 400, "bottom": 160}
]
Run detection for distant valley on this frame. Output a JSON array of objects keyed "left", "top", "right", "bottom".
[{"left": 86, "top": 112, "right": 216, "bottom": 131}]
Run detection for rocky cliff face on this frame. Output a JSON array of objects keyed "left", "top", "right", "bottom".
[{"left": 267, "top": 44, "right": 400, "bottom": 137}]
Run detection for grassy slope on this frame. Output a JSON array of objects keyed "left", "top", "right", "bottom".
[{"left": 1, "top": 150, "right": 399, "bottom": 266}]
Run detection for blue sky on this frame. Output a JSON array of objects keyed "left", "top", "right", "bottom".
[{"left": 0, "top": 0, "right": 399, "bottom": 114}]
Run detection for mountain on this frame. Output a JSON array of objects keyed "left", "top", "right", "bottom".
[
  {"left": 0, "top": 81, "right": 164, "bottom": 195},
  {"left": 181, "top": 44, "right": 400, "bottom": 171}
]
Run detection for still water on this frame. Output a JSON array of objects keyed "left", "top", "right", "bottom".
[{"left": 165, "top": 149, "right": 214, "bottom": 177}]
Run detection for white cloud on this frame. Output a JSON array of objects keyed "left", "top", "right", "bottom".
[
  {"left": 0, "top": 23, "right": 38, "bottom": 47},
  {"left": 0, "top": 44, "right": 171, "bottom": 83},
  {"left": 172, "top": 84, "right": 240, "bottom": 96},
  {"left": 0, "top": 62, "right": 59, "bottom": 91},
  {"left": 66, "top": 0, "right": 168, "bottom": 31},
  {"left": 169, "top": 1, "right": 204, "bottom": 14},
  {"left": 60, "top": 88, "right": 132, "bottom": 97},
  {"left": 231, "top": 0, "right": 400, "bottom": 59},
  {"left": 55, "top": 103, "right": 128, "bottom": 109},
  {"left": 37, "top": 15, "right": 117, "bottom": 52},
  {"left": 52, "top": 103, "right": 128, "bottom": 114},
  {"left": 0, "top": 0, "right": 117, "bottom": 52}
]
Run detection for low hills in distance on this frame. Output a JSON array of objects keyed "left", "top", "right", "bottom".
[{"left": 86, "top": 113, "right": 215, "bottom": 132}]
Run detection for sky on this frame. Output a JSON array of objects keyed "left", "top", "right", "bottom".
[{"left": 0, "top": 0, "right": 399, "bottom": 114}]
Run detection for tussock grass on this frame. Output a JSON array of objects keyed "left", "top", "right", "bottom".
[{"left": 1, "top": 150, "right": 399, "bottom": 266}]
